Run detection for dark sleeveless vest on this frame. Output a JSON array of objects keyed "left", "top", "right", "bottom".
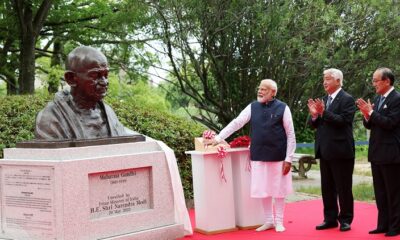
[{"left": 250, "top": 99, "right": 287, "bottom": 161}]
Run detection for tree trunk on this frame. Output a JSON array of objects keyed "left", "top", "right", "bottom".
[
  {"left": 51, "top": 37, "right": 63, "bottom": 67},
  {"left": 18, "top": 36, "right": 36, "bottom": 94},
  {"left": 13, "top": 0, "right": 53, "bottom": 94}
]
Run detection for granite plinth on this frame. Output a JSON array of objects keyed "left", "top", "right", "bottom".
[{"left": 0, "top": 141, "right": 184, "bottom": 240}]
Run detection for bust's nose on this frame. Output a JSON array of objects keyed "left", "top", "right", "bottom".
[{"left": 97, "top": 76, "right": 108, "bottom": 87}]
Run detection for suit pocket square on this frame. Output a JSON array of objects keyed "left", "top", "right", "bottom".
[{"left": 383, "top": 104, "right": 388, "bottom": 109}]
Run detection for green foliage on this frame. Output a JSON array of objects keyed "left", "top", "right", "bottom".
[
  {"left": 0, "top": 94, "right": 51, "bottom": 157},
  {"left": 36, "top": 57, "right": 64, "bottom": 93},
  {"left": 107, "top": 76, "right": 171, "bottom": 113},
  {"left": 151, "top": 0, "right": 400, "bottom": 138},
  {"left": 0, "top": 93, "right": 203, "bottom": 199},
  {"left": 0, "top": 81, "right": 6, "bottom": 96},
  {"left": 0, "top": 0, "right": 153, "bottom": 94},
  {"left": 293, "top": 111, "right": 315, "bottom": 143},
  {"left": 46, "top": 67, "right": 64, "bottom": 93}
]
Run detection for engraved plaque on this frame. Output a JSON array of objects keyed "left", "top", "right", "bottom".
[
  {"left": 0, "top": 165, "right": 55, "bottom": 239},
  {"left": 89, "top": 167, "right": 152, "bottom": 219}
]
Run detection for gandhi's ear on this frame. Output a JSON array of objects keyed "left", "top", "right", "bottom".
[{"left": 64, "top": 71, "right": 77, "bottom": 87}]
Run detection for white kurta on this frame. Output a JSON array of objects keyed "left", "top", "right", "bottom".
[{"left": 216, "top": 103, "right": 296, "bottom": 198}]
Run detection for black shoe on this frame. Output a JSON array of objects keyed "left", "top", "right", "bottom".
[
  {"left": 340, "top": 223, "right": 351, "bottom": 232},
  {"left": 369, "top": 228, "right": 387, "bottom": 234},
  {"left": 385, "top": 231, "right": 399, "bottom": 237},
  {"left": 316, "top": 222, "right": 338, "bottom": 230}
]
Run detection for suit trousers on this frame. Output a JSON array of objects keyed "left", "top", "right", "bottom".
[
  {"left": 320, "top": 157, "right": 354, "bottom": 224},
  {"left": 371, "top": 162, "right": 400, "bottom": 233}
]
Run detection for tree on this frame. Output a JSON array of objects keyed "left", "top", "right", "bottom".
[
  {"left": 148, "top": 0, "right": 400, "bottom": 141},
  {"left": 0, "top": 0, "right": 154, "bottom": 94},
  {"left": 0, "top": 1, "right": 19, "bottom": 94},
  {"left": 13, "top": 0, "right": 53, "bottom": 94}
]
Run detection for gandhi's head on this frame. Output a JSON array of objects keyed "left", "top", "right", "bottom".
[{"left": 64, "top": 46, "right": 109, "bottom": 108}]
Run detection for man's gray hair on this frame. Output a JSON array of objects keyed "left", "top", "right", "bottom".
[
  {"left": 260, "top": 79, "right": 278, "bottom": 96},
  {"left": 323, "top": 68, "right": 343, "bottom": 86}
]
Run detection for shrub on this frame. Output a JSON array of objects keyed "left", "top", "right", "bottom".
[
  {"left": 0, "top": 94, "right": 51, "bottom": 156},
  {"left": 0, "top": 94, "right": 203, "bottom": 199}
]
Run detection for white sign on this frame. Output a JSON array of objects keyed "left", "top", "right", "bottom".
[{"left": 1, "top": 165, "right": 55, "bottom": 239}]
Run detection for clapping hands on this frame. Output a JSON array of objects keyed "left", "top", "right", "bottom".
[
  {"left": 307, "top": 98, "right": 325, "bottom": 118},
  {"left": 356, "top": 98, "right": 373, "bottom": 119}
]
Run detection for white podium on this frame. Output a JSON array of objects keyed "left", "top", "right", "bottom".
[
  {"left": 187, "top": 148, "right": 265, "bottom": 234},
  {"left": 0, "top": 141, "right": 184, "bottom": 240},
  {"left": 186, "top": 150, "right": 237, "bottom": 234},
  {"left": 229, "top": 148, "right": 264, "bottom": 229}
]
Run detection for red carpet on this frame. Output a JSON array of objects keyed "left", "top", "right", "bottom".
[{"left": 179, "top": 199, "right": 400, "bottom": 239}]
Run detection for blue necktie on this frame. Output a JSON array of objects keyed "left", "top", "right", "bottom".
[
  {"left": 326, "top": 96, "right": 333, "bottom": 109},
  {"left": 378, "top": 96, "right": 385, "bottom": 110}
]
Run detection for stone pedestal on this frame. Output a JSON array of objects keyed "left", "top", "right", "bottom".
[
  {"left": 186, "top": 150, "right": 237, "bottom": 234},
  {"left": 230, "top": 148, "right": 264, "bottom": 229},
  {"left": 0, "top": 141, "right": 184, "bottom": 240}
]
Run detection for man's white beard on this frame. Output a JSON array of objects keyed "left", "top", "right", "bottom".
[{"left": 257, "top": 96, "right": 267, "bottom": 103}]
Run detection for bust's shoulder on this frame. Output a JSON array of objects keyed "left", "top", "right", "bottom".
[
  {"left": 37, "top": 91, "right": 72, "bottom": 120},
  {"left": 101, "top": 101, "right": 117, "bottom": 114},
  {"left": 53, "top": 90, "right": 72, "bottom": 102}
]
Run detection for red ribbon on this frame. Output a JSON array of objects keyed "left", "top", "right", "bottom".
[
  {"left": 217, "top": 146, "right": 227, "bottom": 183},
  {"left": 245, "top": 153, "right": 252, "bottom": 172}
]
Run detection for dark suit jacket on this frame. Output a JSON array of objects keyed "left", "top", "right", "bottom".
[
  {"left": 309, "top": 89, "right": 356, "bottom": 161},
  {"left": 363, "top": 89, "right": 400, "bottom": 164}
]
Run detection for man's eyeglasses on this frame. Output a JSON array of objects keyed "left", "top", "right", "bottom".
[{"left": 372, "top": 79, "right": 386, "bottom": 83}]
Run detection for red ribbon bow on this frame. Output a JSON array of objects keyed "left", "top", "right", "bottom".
[{"left": 202, "top": 130, "right": 216, "bottom": 140}]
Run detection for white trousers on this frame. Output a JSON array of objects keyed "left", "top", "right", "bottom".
[{"left": 261, "top": 197, "right": 285, "bottom": 224}]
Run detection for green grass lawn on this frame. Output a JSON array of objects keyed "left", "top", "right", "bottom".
[
  {"left": 295, "top": 146, "right": 374, "bottom": 201},
  {"left": 297, "top": 182, "right": 374, "bottom": 202}
]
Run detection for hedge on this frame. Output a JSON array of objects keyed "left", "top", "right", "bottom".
[{"left": 0, "top": 94, "right": 203, "bottom": 199}]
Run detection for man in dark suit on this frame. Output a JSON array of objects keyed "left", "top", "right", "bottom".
[
  {"left": 307, "top": 68, "right": 356, "bottom": 232},
  {"left": 356, "top": 67, "right": 400, "bottom": 237}
]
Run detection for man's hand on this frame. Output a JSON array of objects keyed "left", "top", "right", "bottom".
[
  {"left": 356, "top": 98, "right": 373, "bottom": 118},
  {"left": 211, "top": 138, "right": 220, "bottom": 146},
  {"left": 307, "top": 99, "right": 318, "bottom": 118},
  {"left": 282, "top": 162, "right": 291, "bottom": 175},
  {"left": 314, "top": 98, "right": 325, "bottom": 115},
  {"left": 308, "top": 98, "right": 325, "bottom": 117}
]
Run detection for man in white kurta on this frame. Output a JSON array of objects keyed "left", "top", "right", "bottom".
[{"left": 213, "top": 79, "right": 296, "bottom": 232}]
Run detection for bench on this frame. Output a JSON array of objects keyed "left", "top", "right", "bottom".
[{"left": 291, "top": 153, "right": 317, "bottom": 178}]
